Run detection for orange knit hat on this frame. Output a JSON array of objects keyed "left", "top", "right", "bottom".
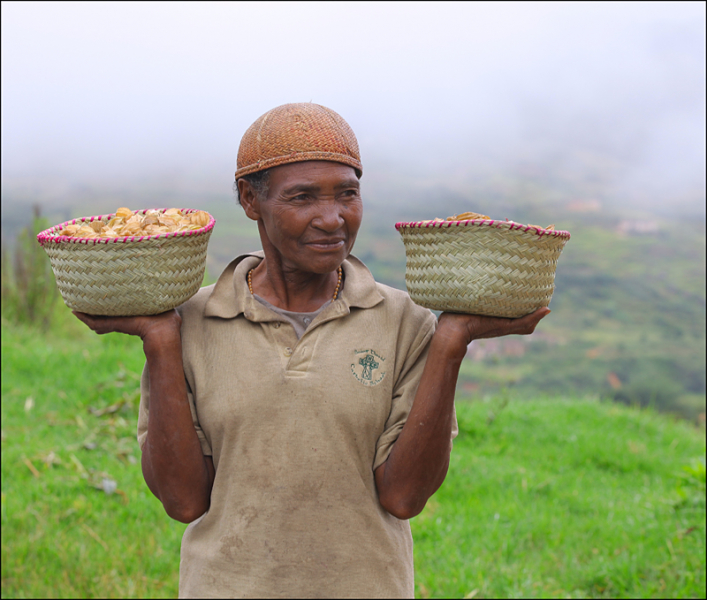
[{"left": 235, "top": 103, "right": 362, "bottom": 180}]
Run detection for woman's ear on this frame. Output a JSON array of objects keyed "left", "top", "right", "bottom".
[{"left": 238, "top": 179, "right": 261, "bottom": 222}]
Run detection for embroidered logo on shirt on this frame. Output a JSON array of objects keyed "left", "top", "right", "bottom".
[{"left": 351, "top": 349, "right": 386, "bottom": 386}]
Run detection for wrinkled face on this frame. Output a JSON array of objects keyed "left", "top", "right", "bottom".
[{"left": 239, "top": 161, "right": 363, "bottom": 274}]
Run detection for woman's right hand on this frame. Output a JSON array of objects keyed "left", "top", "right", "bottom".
[{"left": 72, "top": 309, "right": 182, "bottom": 341}]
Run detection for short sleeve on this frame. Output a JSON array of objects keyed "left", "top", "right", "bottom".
[
  {"left": 372, "top": 315, "right": 459, "bottom": 471},
  {"left": 137, "top": 362, "right": 213, "bottom": 456}
]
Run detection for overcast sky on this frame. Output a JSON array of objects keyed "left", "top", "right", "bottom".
[{"left": 2, "top": 1, "right": 705, "bottom": 208}]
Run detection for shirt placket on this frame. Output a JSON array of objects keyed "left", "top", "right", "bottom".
[
  {"left": 280, "top": 306, "right": 348, "bottom": 374},
  {"left": 246, "top": 300, "right": 350, "bottom": 374},
  {"left": 264, "top": 320, "right": 298, "bottom": 371}
]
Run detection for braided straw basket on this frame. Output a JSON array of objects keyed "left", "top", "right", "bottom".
[
  {"left": 37, "top": 208, "right": 215, "bottom": 316},
  {"left": 395, "top": 219, "right": 570, "bottom": 318}
]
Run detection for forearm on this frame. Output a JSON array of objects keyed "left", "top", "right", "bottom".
[
  {"left": 141, "top": 333, "right": 212, "bottom": 523},
  {"left": 376, "top": 308, "right": 550, "bottom": 519},
  {"left": 377, "top": 325, "right": 466, "bottom": 519}
]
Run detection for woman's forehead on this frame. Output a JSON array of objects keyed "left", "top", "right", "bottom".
[{"left": 270, "top": 161, "right": 360, "bottom": 189}]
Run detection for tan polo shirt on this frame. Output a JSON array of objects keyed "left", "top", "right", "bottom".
[{"left": 138, "top": 251, "right": 458, "bottom": 599}]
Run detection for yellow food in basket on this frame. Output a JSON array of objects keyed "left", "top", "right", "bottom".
[
  {"left": 447, "top": 211, "right": 492, "bottom": 221},
  {"left": 421, "top": 211, "right": 555, "bottom": 230},
  {"left": 55, "top": 208, "right": 210, "bottom": 238},
  {"left": 420, "top": 211, "right": 490, "bottom": 224}
]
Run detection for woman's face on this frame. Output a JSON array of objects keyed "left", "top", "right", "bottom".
[{"left": 240, "top": 161, "right": 363, "bottom": 274}]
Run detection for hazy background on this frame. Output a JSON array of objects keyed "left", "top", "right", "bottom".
[
  {"left": 2, "top": 6, "right": 706, "bottom": 596},
  {"left": 2, "top": 1, "right": 705, "bottom": 218}
]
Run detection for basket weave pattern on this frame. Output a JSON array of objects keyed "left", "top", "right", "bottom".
[
  {"left": 396, "top": 220, "right": 570, "bottom": 318},
  {"left": 37, "top": 209, "right": 214, "bottom": 316},
  {"left": 235, "top": 103, "right": 362, "bottom": 179}
]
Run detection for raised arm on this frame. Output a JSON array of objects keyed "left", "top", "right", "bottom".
[
  {"left": 374, "top": 307, "right": 550, "bottom": 520},
  {"left": 73, "top": 310, "right": 214, "bottom": 523}
]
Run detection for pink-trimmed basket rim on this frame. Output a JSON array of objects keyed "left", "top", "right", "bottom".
[
  {"left": 395, "top": 219, "right": 570, "bottom": 239},
  {"left": 37, "top": 208, "right": 215, "bottom": 245}
]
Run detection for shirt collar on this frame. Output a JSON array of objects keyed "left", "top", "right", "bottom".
[{"left": 204, "top": 251, "right": 384, "bottom": 321}]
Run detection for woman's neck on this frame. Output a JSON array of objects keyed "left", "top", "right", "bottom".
[{"left": 249, "top": 255, "right": 342, "bottom": 313}]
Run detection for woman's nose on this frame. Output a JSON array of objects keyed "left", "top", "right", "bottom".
[{"left": 312, "top": 202, "right": 345, "bottom": 232}]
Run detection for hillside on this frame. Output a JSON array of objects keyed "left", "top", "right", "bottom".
[
  {"left": 1, "top": 174, "right": 705, "bottom": 421},
  {"left": 1, "top": 317, "right": 704, "bottom": 598}
]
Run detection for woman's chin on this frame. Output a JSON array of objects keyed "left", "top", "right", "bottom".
[
  {"left": 296, "top": 254, "right": 345, "bottom": 275},
  {"left": 297, "top": 246, "right": 351, "bottom": 273}
]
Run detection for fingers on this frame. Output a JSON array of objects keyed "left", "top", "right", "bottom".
[
  {"left": 439, "top": 306, "right": 552, "bottom": 343},
  {"left": 473, "top": 307, "right": 552, "bottom": 339},
  {"left": 72, "top": 311, "right": 137, "bottom": 336},
  {"left": 72, "top": 311, "right": 115, "bottom": 335},
  {"left": 72, "top": 311, "right": 98, "bottom": 328},
  {"left": 72, "top": 310, "right": 180, "bottom": 338},
  {"left": 520, "top": 307, "right": 550, "bottom": 322},
  {"left": 511, "top": 308, "right": 550, "bottom": 334}
]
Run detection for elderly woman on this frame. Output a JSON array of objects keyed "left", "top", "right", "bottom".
[{"left": 75, "top": 103, "right": 548, "bottom": 598}]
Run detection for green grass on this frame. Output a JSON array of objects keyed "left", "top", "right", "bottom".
[
  {"left": 2, "top": 314, "right": 705, "bottom": 598},
  {"left": 412, "top": 398, "right": 705, "bottom": 598},
  {"left": 1, "top": 312, "right": 186, "bottom": 598}
]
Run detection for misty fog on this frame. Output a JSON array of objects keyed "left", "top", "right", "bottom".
[{"left": 2, "top": 1, "right": 705, "bottom": 217}]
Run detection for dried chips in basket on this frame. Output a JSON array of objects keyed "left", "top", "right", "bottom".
[
  {"left": 54, "top": 207, "right": 210, "bottom": 239},
  {"left": 421, "top": 211, "right": 554, "bottom": 231},
  {"left": 38, "top": 207, "right": 215, "bottom": 316}
]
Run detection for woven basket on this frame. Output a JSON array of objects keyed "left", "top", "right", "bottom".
[
  {"left": 37, "top": 208, "right": 215, "bottom": 316},
  {"left": 395, "top": 219, "right": 570, "bottom": 318}
]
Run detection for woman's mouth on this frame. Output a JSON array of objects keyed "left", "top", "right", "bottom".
[{"left": 305, "top": 239, "right": 345, "bottom": 251}]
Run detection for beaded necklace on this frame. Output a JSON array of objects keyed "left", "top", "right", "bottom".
[{"left": 247, "top": 266, "right": 343, "bottom": 301}]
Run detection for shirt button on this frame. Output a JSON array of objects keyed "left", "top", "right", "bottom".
[
  {"left": 303, "top": 318, "right": 311, "bottom": 325},
  {"left": 284, "top": 347, "right": 293, "bottom": 357}
]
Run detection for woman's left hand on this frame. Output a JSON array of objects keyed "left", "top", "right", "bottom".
[{"left": 436, "top": 307, "right": 551, "bottom": 353}]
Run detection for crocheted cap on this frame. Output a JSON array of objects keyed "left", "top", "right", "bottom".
[{"left": 235, "top": 103, "right": 362, "bottom": 180}]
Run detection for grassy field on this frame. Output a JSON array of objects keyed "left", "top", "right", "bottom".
[{"left": 2, "top": 312, "right": 705, "bottom": 598}]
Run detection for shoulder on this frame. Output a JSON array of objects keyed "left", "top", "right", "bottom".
[
  {"left": 344, "top": 254, "right": 434, "bottom": 327},
  {"left": 368, "top": 282, "right": 437, "bottom": 351},
  {"left": 175, "top": 251, "right": 261, "bottom": 324},
  {"left": 342, "top": 253, "right": 436, "bottom": 334},
  {"left": 374, "top": 282, "right": 435, "bottom": 324},
  {"left": 175, "top": 283, "right": 215, "bottom": 322}
]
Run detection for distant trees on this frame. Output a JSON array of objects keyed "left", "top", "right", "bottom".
[{"left": 1, "top": 205, "right": 59, "bottom": 329}]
